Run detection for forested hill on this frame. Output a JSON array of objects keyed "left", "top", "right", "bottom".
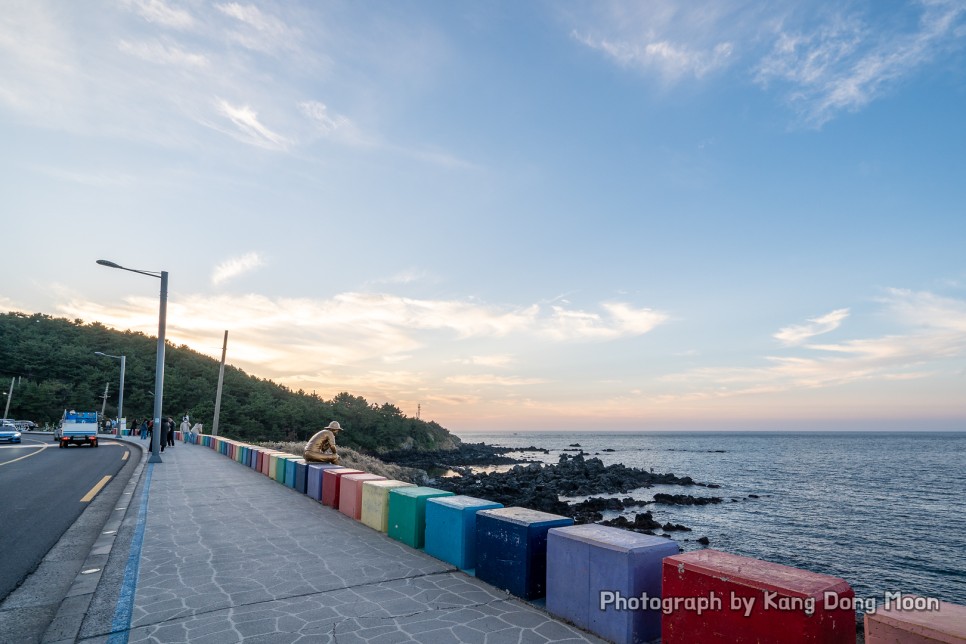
[{"left": 0, "top": 312, "right": 460, "bottom": 453}]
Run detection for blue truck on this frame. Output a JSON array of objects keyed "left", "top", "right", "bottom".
[{"left": 58, "top": 410, "right": 99, "bottom": 448}]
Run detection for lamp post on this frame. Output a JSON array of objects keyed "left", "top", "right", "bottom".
[
  {"left": 94, "top": 352, "right": 126, "bottom": 426},
  {"left": 96, "top": 259, "right": 167, "bottom": 464}
]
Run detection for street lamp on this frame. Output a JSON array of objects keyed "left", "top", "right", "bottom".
[
  {"left": 96, "top": 259, "right": 167, "bottom": 464},
  {"left": 94, "top": 352, "right": 126, "bottom": 427}
]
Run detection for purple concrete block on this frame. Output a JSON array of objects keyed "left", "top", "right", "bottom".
[
  {"left": 547, "top": 524, "right": 679, "bottom": 644},
  {"left": 307, "top": 463, "right": 346, "bottom": 501}
]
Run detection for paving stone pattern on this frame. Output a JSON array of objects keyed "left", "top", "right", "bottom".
[{"left": 103, "top": 443, "right": 605, "bottom": 643}]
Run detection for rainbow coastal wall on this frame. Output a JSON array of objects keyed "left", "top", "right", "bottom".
[{"left": 178, "top": 431, "right": 966, "bottom": 644}]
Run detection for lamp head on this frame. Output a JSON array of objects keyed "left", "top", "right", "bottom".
[{"left": 96, "top": 259, "right": 123, "bottom": 269}]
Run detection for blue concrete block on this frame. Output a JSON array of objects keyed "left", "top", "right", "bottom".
[
  {"left": 546, "top": 524, "right": 679, "bottom": 644},
  {"left": 306, "top": 464, "right": 343, "bottom": 501},
  {"left": 425, "top": 495, "right": 502, "bottom": 570},
  {"left": 475, "top": 507, "right": 573, "bottom": 600},
  {"left": 284, "top": 458, "right": 297, "bottom": 488},
  {"left": 295, "top": 460, "right": 308, "bottom": 494}
]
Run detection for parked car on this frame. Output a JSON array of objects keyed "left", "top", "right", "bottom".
[{"left": 0, "top": 421, "right": 22, "bottom": 444}]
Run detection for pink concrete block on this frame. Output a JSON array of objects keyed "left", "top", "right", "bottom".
[
  {"left": 322, "top": 468, "right": 363, "bottom": 508},
  {"left": 322, "top": 467, "right": 364, "bottom": 510},
  {"left": 339, "top": 473, "right": 385, "bottom": 520},
  {"left": 865, "top": 596, "right": 966, "bottom": 643}
]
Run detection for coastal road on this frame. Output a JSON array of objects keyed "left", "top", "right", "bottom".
[{"left": 0, "top": 435, "right": 132, "bottom": 602}]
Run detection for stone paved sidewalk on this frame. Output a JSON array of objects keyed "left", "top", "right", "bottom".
[{"left": 81, "top": 440, "right": 604, "bottom": 643}]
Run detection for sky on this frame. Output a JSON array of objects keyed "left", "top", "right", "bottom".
[{"left": 2, "top": 0, "right": 965, "bottom": 433}]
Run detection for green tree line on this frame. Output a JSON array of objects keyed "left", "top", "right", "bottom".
[{"left": 0, "top": 312, "right": 459, "bottom": 452}]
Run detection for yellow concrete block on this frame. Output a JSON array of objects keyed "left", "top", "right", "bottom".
[{"left": 360, "top": 480, "right": 416, "bottom": 532}]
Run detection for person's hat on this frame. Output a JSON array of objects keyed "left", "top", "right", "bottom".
[{"left": 325, "top": 421, "right": 342, "bottom": 431}]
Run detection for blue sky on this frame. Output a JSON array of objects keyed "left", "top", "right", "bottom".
[{"left": 3, "top": 1, "right": 965, "bottom": 432}]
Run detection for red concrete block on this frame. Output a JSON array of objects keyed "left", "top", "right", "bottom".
[
  {"left": 321, "top": 468, "right": 363, "bottom": 508},
  {"left": 865, "top": 595, "right": 966, "bottom": 643},
  {"left": 339, "top": 473, "right": 386, "bottom": 520},
  {"left": 662, "top": 549, "right": 855, "bottom": 644}
]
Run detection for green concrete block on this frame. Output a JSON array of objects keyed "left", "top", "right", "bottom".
[
  {"left": 361, "top": 480, "right": 415, "bottom": 532},
  {"left": 388, "top": 486, "right": 455, "bottom": 548}
]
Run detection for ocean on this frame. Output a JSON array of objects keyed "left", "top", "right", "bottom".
[{"left": 456, "top": 431, "right": 966, "bottom": 611}]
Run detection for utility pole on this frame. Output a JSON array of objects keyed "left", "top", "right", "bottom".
[
  {"left": 3, "top": 378, "right": 12, "bottom": 420},
  {"left": 211, "top": 330, "right": 228, "bottom": 436},
  {"left": 100, "top": 382, "right": 110, "bottom": 417}
]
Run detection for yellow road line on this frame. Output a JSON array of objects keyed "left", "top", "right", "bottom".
[
  {"left": 81, "top": 475, "right": 112, "bottom": 502},
  {"left": 122, "top": 451, "right": 129, "bottom": 461}
]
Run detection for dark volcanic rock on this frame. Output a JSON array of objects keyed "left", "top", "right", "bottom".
[
  {"left": 662, "top": 522, "right": 692, "bottom": 532},
  {"left": 601, "top": 512, "right": 662, "bottom": 533},
  {"left": 434, "top": 453, "right": 705, "bottom": 527},
  {"left": 379, "top": 442, "right": 548, "bottom": 469},
  {"left": 697, "top": 536, "right": 710, "bottom": 545},
  {"left": 653, "top": 493, "right": 723, "bottom": 506}
]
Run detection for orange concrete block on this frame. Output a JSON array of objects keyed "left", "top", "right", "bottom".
[
  {"left": 865, "top": 596, "right": 966, "bottom": 643},
  {"left": 339, "top": 473, "right": 385, "bottom": 520}
]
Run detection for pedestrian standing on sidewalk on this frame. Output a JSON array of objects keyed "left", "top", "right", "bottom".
[{"left": 166, "top": 416, "right": 176, "bottom": 447}]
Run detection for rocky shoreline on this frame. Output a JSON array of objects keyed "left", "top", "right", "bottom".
[{"left": 380, "top": 443, "right": 725, "bottom": 541}]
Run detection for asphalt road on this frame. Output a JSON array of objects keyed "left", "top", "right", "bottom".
[{"left": 0, "top": 434, "right": 132, "bottom": 602}]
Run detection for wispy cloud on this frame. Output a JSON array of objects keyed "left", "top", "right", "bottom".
[
  {"left": 453, "top": 355, "right": 516, "bottom": 368},
  {"left": 755, "top": 1, "right": 966, "bottom": 127},
  {"left": 543, "top": 302, "right": 669, "bottom": 341},
  {"left": 55, "top": 291, "right": 667, "bottom": 376},
  {"left": 446, "top": 375, "right": 547, "bottom": 387},
  {"left": 567, "top": 1, "right": 966, "bottom": 126},
  {"left": 118, "top": 38, "right": 208, "bottom": 67},
  {"left": 297, "top": 101, "right": 352, "bottom": 137},
  {"left": 122, "top": 0, "right": 195, "bottom": 30},
  {"left": 658, "top": 289, "right": 966, "bottom": 403},
  {"left": 215, "top": 2, "right": 300, "bottom": 53},
  {"left": 573, "top": 31, "right": 734, "bottom": 80},
  {"left": 216, "top": 100, "right": 290, "bottom": 150},
  {"left": 211, "top": 252, "right": 266, "bottom": 285},
  {"left": 568, "top": 2, "right": 740, "bottom": 81},
  {"left": 774, "top": 308, "right": 850, "bottom": 346}
]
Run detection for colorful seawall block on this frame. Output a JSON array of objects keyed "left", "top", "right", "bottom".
[
  {"left": 387, "top": 487, "right": 454, "bottom": 548},
  {"left": 294, "top": 460, "right": 308, "bottom": 494},
  {"left": 424, "top": 495, "right": 503, "bottom": 570},
  {"left": 475, "top": 507, "right": 573, "bottom": 600},
  {"left": 546, "top": 524, "right": 678, "bottom": 644},
  {"left": 306, "top": 464, "right": 343, "bottom": 501},
  {"left": 339, "top": 473, "right": 385, "bottom": 519},
  {"left": 321, "top": 468, "right": 363, "bottom": 508},
  {"left": 361, "top": 480, "right": 416, "bottom": 533},
  {"left": 273, "top": 455, "right": 291, "bottom": 483},
  {"left": 662, "top": 549, "right": 855, "bottom": 644},
  {"left": 284, "top": 458, "right": 298, "bottom": 488},
  {"left": 865, "top": 596, "right": 966, "bottom": 643},
  {"left": 268, "top": 454, "right": 282, "bottom": 480}
]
